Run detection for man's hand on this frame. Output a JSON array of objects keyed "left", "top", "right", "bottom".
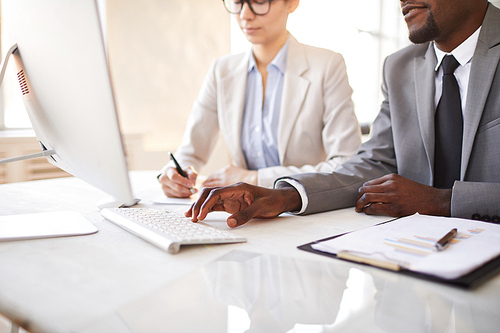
[
  {"left": 202, "top": 165, "right": 258, "bottom": 187},
  {"left": 355, "top": 174, "right": 452, "bottom": 217},
  {"left": 158, "top": 166, "right": 198, "bottom": 198},
  {"left": 186, "top": 182, "right": 302, "bottom": 228}
]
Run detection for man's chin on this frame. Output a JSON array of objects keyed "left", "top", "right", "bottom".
[
  {"left": 406, "top": 12, "right": 439, "bottom": 44},
  {"left": 408, "top": 29, "right": 439, "bottom": 44}
]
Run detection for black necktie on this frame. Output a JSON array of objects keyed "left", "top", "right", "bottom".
[{"left": 434, "top": 55, "right": 463, "bottom": 189}]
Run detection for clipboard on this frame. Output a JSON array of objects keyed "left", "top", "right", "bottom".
[{"left": 298, "top": 219, "right": 500, "bottom": 289}]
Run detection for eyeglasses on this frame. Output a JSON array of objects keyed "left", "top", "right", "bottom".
[{"left": 223, "top": 0, "right": 275, "bottom": 16}]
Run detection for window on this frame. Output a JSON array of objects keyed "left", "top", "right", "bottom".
[
  {"left": 0, "top": 0, "right": 107, "bottom": 130},
  {"left": 0, "top": 39, "right": 29, "bottom": 129}
]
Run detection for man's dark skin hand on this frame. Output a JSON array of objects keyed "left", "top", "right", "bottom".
[
  {"left": 356, "top": 174, "right": 452, "bottom": 217},
  {"left": 186, "top": 182, "right": 301, "bottom": 228},
  {"left": 186, "top": 174, "right": 453, "bottom": 228}
]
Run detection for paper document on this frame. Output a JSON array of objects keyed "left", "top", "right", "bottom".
[
  {"left": 312, "top": 214, "right": 500, "bottom": 279},
  {"left": 152, "top": 195, "right": 197, "bottom": 205}
]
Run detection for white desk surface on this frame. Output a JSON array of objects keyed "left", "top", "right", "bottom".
[{"left": 1, "top": 171, "right": 499, "bottom": 333}]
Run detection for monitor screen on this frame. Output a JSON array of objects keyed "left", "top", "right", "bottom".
[{"left": 2, "top": 0, "right": 138, "bottom": 207}]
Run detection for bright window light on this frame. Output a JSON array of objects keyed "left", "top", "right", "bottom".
[
  {"left": 230, "top": 0, "right": 409, "bottom": 124},
  {"left": 0, "top": 0, "right": 107, "bottom": 129}
]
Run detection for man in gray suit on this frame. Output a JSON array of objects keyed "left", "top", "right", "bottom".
[{"left": 188, "top": 0, "right": 500, "bottom": 228}]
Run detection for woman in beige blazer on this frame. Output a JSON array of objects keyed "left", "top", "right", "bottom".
[{"left": 159, "top": 0, "right": 361, "bottom": 198}]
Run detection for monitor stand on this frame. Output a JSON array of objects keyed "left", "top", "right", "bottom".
[
  {"left": 0, "top": 44, "right": 55, "bottom": 165},
  {"left": 0, "top": 44, "right": 58, "bottom": 166},
  {"left": 0, "top": 147, "right": 56, "bottom": 165},
  {"left": 0, "top": 43, "right": 18, "bottom": 90}
]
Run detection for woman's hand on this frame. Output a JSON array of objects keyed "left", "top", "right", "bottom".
[
  {"left": 203, "top": 165, "right": 258, "bottom": 187},
  {"left": 158, "top": 166, "right": 198, "bottom": 198}
]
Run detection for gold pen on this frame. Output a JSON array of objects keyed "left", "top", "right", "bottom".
[
  {"left": 433, "top": 228, "right": 457, "bottom": 251},
  {"left": 337, "top": 251, "right": 401, "bottom": 271}
]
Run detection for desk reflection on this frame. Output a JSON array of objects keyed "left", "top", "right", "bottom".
[
  {"left": 201, "top": 251, "right": 350, "bottom": 332},
  {"left": 108, "top": 250, "right": 500, "bottom": 333}
]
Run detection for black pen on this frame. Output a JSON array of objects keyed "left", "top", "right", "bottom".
[
  {"left": 433, "top": 228, "right": 457, "bottom": 251},
  {"left": 170, "top": 152, "right": 196, "bottom": 194}
]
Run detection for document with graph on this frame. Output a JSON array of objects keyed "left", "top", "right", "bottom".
[{"left": 312, "top": 214, "right": 500, "bottom": 280}]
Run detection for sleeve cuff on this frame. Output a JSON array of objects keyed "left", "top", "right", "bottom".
[{"left": 274, "top": 178, "right": 308, "bottom": 215}]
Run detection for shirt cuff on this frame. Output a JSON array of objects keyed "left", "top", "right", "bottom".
[{"left": 274, "top": 178, "right": 308, "bottom": 215}]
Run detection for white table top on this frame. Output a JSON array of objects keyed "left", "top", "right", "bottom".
[{"left": 1, "top": 171, "right": 499, "bottom": 332}]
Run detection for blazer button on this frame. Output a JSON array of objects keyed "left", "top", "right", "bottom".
[
  {"left": 482, "top": 215, "right": 491, "bottom": 222},
  {"left": 471, "top": 214, "right": 481, "bottom": 220},
  {"left": 492, "top": 215, "right": 500, "bottom": 223}
]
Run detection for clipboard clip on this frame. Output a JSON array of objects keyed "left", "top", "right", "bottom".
[{"left": 337, "top": 250, "right": 409, "bottom": 272}]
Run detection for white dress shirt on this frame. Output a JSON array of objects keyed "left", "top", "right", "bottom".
[
  {"left": 241, "top": 40, "right": 289, "bottom": 170},
  {"left": 433, "top": 27, "right": 481, "bottom": 113}
]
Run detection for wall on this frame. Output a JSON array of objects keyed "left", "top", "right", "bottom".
[
  {"left": 106, "top": 0, "right": 231, "bottom": 171},
  {"left": 106, "top": 0, "right": 500, "bottom": 173}
]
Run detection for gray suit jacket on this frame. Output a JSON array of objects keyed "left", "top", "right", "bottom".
[{"left": 282, "top": 3, "right": 500, "bottom": 220}]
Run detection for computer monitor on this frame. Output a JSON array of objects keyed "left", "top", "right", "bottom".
[{"left": 1, "top": 0, "right": 138, "bottom": 208}]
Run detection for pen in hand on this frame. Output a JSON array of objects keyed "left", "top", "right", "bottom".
[
  {"left": 433, "top": 228, "right": 457, "bottom": 251},
  {"left": 169, "top": 152, "right": 196, "bottom": 194}
]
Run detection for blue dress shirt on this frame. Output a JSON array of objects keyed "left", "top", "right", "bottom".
[{"left": 240, "top": 40, "right": 289, "bottom": 170}]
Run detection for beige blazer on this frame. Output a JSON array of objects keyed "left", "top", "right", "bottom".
[{"left": 170, "top": 35, "right": 361, "bottom": 187}]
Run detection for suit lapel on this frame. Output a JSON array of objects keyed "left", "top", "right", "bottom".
[
  {"left": 414, "top": 44, "right": 437, "bottom": 174},
  {"left": 461, "top": 4, "right": 500, "bottom": 178},
  {"left": 219, "top": 53, "right": 249, "bottom": 168},
  {"left": 278, "top": 36, "right": 310, "bottom": 163}
]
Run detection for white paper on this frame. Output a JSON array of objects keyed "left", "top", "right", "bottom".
[
  {"left": 312, "top": 214, "right": 500, "bottom": 279},
  {"left": 151, "top": 195, "right": 197, "bottom": 205}
]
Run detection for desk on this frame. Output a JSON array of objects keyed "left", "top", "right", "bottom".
[{"left": 1, "top": 171, "right": 500, "bottom": 332}]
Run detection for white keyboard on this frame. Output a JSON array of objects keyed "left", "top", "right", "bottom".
[{"left": 101, "top": 207, "right": 246, "bottom": 254}]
